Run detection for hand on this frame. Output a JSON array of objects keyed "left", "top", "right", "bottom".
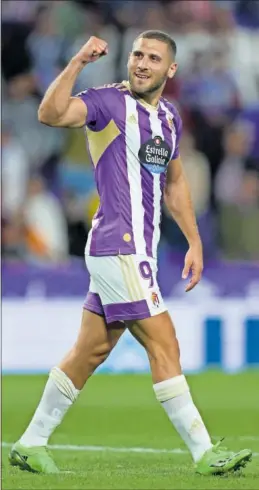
[
  {"left": 74, "top": 36, "right": 108, "bottom": 65},
  {"left": 182, "top": 242, "right": 203, "bottom": 292}
]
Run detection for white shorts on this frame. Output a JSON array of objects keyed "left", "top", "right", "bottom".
[{"left": 84, "top": 254, "right": 167, "bottom": 324}]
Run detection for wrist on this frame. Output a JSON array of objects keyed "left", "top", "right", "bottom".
[
  {"left": 69, "top": 56, "right": 87, "bottom": 72},
  {"left": 188, "top": 236, "right": 202, "bottom": 248}
]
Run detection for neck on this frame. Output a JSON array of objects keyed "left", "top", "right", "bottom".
[
  {"left": 136, "top": 89, "right": 162, "bottom": 108},
  {"left": 125, "top": 80, "right": 163, "bottom": 108}
]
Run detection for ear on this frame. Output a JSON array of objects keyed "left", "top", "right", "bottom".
[
  {"left": 127, "top": 52, "right": 132, "bottom": 69},
  {"left": 167, "top": 62, "right": 178, "bottom": 79}
]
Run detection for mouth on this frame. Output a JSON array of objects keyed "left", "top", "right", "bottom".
[{"left": 134, "top": 73, "right": 150, "bottom": 80}]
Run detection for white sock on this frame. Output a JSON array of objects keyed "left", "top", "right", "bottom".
[
  {"left": 19, "top": 367, "right": 80, "bottom": 447},
  {"left": 153, "top": 375, "right": 212, "bottom": 462}
]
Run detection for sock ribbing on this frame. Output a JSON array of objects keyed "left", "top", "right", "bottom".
[
  {"left": 153, "top": 375, "right": 189, "bottom": 402},
  {"left": 50, "top": 367, "right": 79, "bottom": 402}
]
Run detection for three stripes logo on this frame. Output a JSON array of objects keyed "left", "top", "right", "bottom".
[{"left": 128, "top": 114, "right": 137, "bottom": 124}]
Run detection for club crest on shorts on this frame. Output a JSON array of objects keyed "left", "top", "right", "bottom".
[{"left": 151, "top": 292, "right": 160, "bottom": 307}]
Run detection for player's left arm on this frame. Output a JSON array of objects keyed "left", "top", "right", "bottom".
[{"left": 164, "top": 156, "right": 203, "bottom": 292}]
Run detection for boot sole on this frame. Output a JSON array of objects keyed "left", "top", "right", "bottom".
[
  {"left": 196, "top": 450, "right": 252, "bottom": 475},
  {"left": 232, "top": 452, "right": 253, "bottom": 473},
  {"left": 9, "top": 449, "right": 39, "bottom": 473}
]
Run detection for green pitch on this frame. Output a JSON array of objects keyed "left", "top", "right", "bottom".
[{"left": 2, "top": 371, "right": 259, "bottom": 489}]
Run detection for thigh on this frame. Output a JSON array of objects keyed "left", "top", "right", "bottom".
[
  {"left": 59, "top": 309, "right": 126, "bottom": 387},
  {"left": 127, "top": 311, "right": 179, "bottom": 354},
  {"left": 126, "top": 312, "right": 181, "bottom": 380},
  {"left": 62, "top": 308, "right": 126, "bottom": 361},
  {"left": 85, "top": 254, "right": 167, "bottom": 324}
]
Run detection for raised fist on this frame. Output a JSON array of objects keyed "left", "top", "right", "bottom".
[{"left": 74, "top": 36, "right": 108, "bottom": 65}]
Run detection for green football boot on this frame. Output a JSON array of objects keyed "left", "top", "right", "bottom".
[
  {"left": 9, "top": 441, "right": 59, "bottom": 474},
  {"left": 195, "top": 439, "right": 252, "bottom": 475}
]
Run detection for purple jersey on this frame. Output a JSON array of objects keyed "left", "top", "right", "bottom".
[{"left": 76, "top": 81, "right": 182, "bottom": 258}]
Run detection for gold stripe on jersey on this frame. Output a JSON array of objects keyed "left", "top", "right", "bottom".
[
  {"left": 94, "top": 83, "right": 128, "bottom": 92},
  {"left": 115, "top": 83, "right": 130, "bottom": 92},
  {"left": 95, "top": 83, "right": 121, "bottom": 90},
  {"left": 86, "top": 119, "right": 121, "bottom": 167}
]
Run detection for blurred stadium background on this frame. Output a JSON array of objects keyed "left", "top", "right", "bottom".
[{"left": 2, "top": 0, "right": 259, "bottom": 374}]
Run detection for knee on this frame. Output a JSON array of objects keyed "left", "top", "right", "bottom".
[{"left": 147, "top": 337, "right": 180, "bottom": 367}]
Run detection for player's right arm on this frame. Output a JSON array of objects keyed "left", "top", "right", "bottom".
[{"left": 38, "top": 37, "right": 108, "bottom": 128}]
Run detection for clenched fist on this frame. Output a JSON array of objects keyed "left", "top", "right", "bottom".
[{"left": 74, "top": 36, "right": 108, "bottom": 65}]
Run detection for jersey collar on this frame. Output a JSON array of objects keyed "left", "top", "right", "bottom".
[{"left": 122, "top": 80, "right": 160, "bottom": 111}]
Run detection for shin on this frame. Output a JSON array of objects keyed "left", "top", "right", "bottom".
[
  {"left": 128, "top": 312, "right": 212, "bottom": 462},
  {"left": 19, "top": 310, "right": 125, "bottom": 447}
]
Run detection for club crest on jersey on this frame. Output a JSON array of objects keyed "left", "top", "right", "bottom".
[
  {"left": 151, "top": 292, "right": 160, "bottom": 307},
  {"left": 138, "top": 135, "right": 171, "bottom": 174}
]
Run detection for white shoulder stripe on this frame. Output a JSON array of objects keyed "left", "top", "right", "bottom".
[
  {"left": 148, "top": 111, "right": 163, "bottom": 258},
  {"left": 125, "top": 95, "right": 146, "bottom": 253}
]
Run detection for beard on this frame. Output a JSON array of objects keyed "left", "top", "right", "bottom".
[{"left": 128, "top": 72, "right": 167, "bottom": 96}]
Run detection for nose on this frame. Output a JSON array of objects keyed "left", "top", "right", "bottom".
[{"left": 137, "top": 56, "right": 149, "bottom": 70}]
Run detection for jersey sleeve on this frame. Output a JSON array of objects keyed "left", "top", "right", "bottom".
[
  {"left": 172, "top": 110, "right": 183, "bottom": 160},
  {"left": 74, "top": 88, "right": 103, "bottom": 130}
]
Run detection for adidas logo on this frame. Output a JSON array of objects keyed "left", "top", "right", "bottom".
[
  {"left": 127, "top": 114, "right": 137, "bottom": 124},
  {"left": 189, "top": 418, "right": 204, "bottom": 434}
]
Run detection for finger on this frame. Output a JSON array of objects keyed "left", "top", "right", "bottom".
[
  {"left": 96, "top": 41, "right": 108, "bottom": 53},
  {"left": 185, "top": 272, "right": 202, "bottom": 292},
  {"left": 99, "top": 47, "right": 108, "bottom": 56},
  {"left": 91, "top": 49, "right": 105, "bottom": 60},
  {"left": 185, "top": 277, "right": 198, "bottom": 292},
  {"left": 99, "top": 44, "right": 108, "bottom": 55},
  {"left": 92, "top": 45, "right": 103, "bottom": 54},
  {"left": 182, "top": 261, "right": 191, "bottom": 279},
  {"left": 91, "top": 42, "right": 104, "bottom": 51},
  {"left": 185, "top": 279, "right": 196, "bottom": 292},
  {"left": 185, "top": 280, "right": 193, "bottom": 292},
  {"left": 92, "top": 46, "right": 107, "bottom": 58},
  {"left": 98, "top": 40, "right": 108, "bottom": 49}
]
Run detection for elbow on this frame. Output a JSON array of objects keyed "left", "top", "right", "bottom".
[
  {"left": 37, "top": 105, "right": 57, "bottom": 126},
  {"left": 164, "top": 186, "right": 177, "bottom": 214},
  {"left": 38, "top": 105, "right": 49, "bottom": 124}
]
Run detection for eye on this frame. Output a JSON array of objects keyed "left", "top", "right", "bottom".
[{"left": 151, "top": 55, "right": 160, "bottom": 62}]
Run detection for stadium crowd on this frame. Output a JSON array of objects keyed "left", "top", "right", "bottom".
[{"left": 2, "top": 0, "right": 259, "bottom": 263}]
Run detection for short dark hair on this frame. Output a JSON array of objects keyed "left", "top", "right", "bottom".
[{"left": 134, "top": 30, "right": 177, "bottom": 59}]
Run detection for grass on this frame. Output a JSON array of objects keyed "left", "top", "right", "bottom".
[{"left": 2, "top": 371, "right": 259, "bottom": 489}]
